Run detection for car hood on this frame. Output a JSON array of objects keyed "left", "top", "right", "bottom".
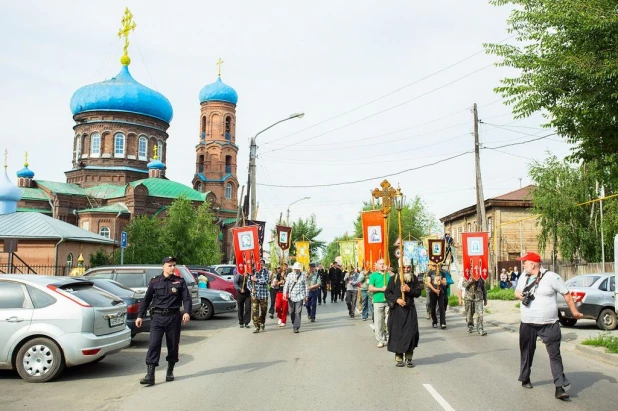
[{"left": 198, "top": 288, "right": 232, "bottom": 299}]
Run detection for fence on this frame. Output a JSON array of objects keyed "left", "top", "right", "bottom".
[
  {"left": 0, "top": 264, "right": 91, "bottom": 276},
  {"left": 543, "top": 262, "right": 614, "bottom": 281}
]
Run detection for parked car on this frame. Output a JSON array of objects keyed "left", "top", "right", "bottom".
[
  {"left": 208, "top": 264, "right": 236, "bottom": 281},
  {"left": 556, "top": 273, "right": 616, "bottom": 330},
  {"left": 0, "top": 274, "right": 131, "bottom": 383},
  {"left": 76, "top": 277, "right": 150, "bottom": 338},
  {"left": 83, "top": 264, "right": 201, "bottom": 315},
  {"left": 190, "top": 269, "right": 237, "bottom": 300},
  {"left": 192, "top": 288, "right": 237, "bottom": 321}
]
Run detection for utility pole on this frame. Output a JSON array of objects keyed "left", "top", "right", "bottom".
[
  {"left": 249, "top": 137, "right": 257, "bottom": 220},
  {"left": 474, "top": 103, "right": 487, "bottom": 232}
]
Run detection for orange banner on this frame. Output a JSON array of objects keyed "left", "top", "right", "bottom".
[
  {"left": 361, "top": 210, "right": 385, "bottom": 270},
  {"left": 231, "top": 226, "right": 261, "bottom": 274},
  {"left": 462, "top": 232, "right": 489, "bottom": 280}
]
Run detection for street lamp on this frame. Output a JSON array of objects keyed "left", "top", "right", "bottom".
[
  {"left": 394, "top": 186, "right": 406, "bottom": 298},
  {"left": 248, "top": 112, "right": 305, "bottom": 220},
  {"left": 287, "top": 196, "right": 310, "bottom": 225}
]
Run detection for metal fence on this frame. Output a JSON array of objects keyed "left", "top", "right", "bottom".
[{"left": 0, "top": 265, "right": 91, "bottom": 276}]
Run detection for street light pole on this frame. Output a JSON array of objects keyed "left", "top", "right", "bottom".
[
  {"left": 248, "top": 112, "right": 304, "bottom": 220},
  {"left": 287, "top": 196, "right": 310, "bottom": 225}
]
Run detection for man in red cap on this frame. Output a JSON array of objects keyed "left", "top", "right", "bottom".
[{"left": 514, "top": 252, "right": 583, "bottom": 400}]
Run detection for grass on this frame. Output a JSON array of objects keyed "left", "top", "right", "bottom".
[
  {"left": 421, "top": 289, "right": 427, "bottom": 298},
  {"left": 515, "top": 302, "right": 521, "bottom": 308},
  {"left": 581, "top": 334, "right": 618, "bottom": 354},
  {"left": 487, "top": 286, "right": 517, "bottom": 301},
  {"left": 448, "top": 295, "right": 459, "bottom": 307}
]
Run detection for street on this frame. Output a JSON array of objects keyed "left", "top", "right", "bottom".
[{"left": 1, "top": 301, "right": 617, "bottom": 411}]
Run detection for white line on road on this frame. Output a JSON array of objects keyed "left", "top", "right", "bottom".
[{"left": 423, "top": 384, "right": 455, "bottom": 411}]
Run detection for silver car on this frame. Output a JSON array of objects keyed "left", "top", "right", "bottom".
[
  {"left": 192, "top": 288, "right": 237, "bottom": 320},
  {"left": 556, "top": 273, "right": 616, "bottom": 330},
  {"left": 0, "top": 275, "right": 131, "bottom": 383}
]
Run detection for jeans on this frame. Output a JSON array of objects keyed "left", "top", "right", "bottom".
[
  {"left": 373, "top": 302, "right": 389, "bottom": 343},
  {"left": 361, "top": 290, "right": 373, "bottom": 320},
  {"left": 305, "top": 290, "right": 319, "bottom": 319},
  {"left": 345, "top": 290, "right": 358, "bottom": 315}
]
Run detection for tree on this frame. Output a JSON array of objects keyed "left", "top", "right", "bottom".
[
  {"left": 288, "top": 214, "right": 326, "bottom": 258},
  {"left": 123, "top": 215, "right": 164, "bottom": 264},
  {"left": 485, "top": 1, "right": 618, "bottom": 168},
  {"left": 89, "top": 247, "right": 114, "bottom": 267},
  {"left": 321, "top": 233, "right": 355, "bottom": 267}
]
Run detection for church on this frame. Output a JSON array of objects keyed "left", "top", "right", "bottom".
[{"left": 9, "top": 9, "right": 240, "bottom": 264}]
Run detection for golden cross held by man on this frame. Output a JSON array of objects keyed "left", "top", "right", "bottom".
[
  {"left": 118, "top": 7, "right": 137, "bottom": 65},
  {"left": 372, "top": 179, "right": 397, "bottom": 265}
]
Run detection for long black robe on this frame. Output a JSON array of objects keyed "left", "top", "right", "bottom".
[{"left": 385, "top": 274, "right": 422, "bottom": 354}]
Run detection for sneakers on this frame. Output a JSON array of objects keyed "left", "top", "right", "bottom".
[
  {"left": 468, "top": 328, "right": 474, "bottom": 333},
  {"left": 239, "top": 325, "right": 244, "bottom": 328},
  {"left": 277, "top": 319, "right": 282, "bottom": 325},
  {"left": 362, "top": 318, "right": 367, "bottom": 321},
  {"left": 310, "top": 318, "right": 315, "bottom": 322},
  {"left": 244, "top": 324, "right": 250, "bottom": 328},
  {"left": 377, "top": 342, "right": 385, "bottom": 348},
  {"left": 441, "top": 325, "right": 447, "bottom": 330},
  {"left": 555, "top": 386, "right": 569, "bottom": 400},
  {"left": 432, "top": 324, "right": 437, "bottom": 328},
  {"left": 261, "top": 324, "right": 265, "bottom": 331},
  {"left": 279, "top": 323, "right": 286, "bottom": 327},
  {"left": 479, "top": 330, "right": 487, "bottom": 336},
  {"left": 269, "top": 314, "right": 274, "bottom": 319},
  {"left": 521, "top": 380, "right": 533, "bottom": 389},
  {"left": 395, "top": 360, "right": 405, "bottom": 367},
  {"left": 253, "top": 328, "right": 260, "bottom": 334},
  {"left": 406, "top": 359, "right": 415, "bottom": 368},
  {"left": 293, "top": 329, "right": 299, "bottom": 334}
]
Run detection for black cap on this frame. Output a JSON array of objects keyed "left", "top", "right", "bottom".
[
  {"left": 309, "top": 263, "right": 316, "bottom": 268},
  {"left": 162, "top": 256, "right": 177, "bottom": 264}
]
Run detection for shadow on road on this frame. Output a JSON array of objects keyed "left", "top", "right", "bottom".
[
  {"left": 175, "top": 360, "right": 286, "bottom": 381},
  {"left": 417, "top": 348, "right": 509, "bottom": 365},
  {"left": 530, "top": 371, "right": 618, "bottom": 398}
]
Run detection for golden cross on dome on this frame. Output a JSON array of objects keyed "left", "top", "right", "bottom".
[
  {"left": 153, "top": 144, "right": 158, "bottom": 160},
  {"left": 24, "top": 151, "right": 29, "bottom": 167},
  {"left": 217, "top": 58, "right": 224, "bottom": 77},
  {"left": 3, "top": 149, "right": 7, "bottom": 170},
  {"left": 118, "top": 7, "right": 137, "bottom": 66}
]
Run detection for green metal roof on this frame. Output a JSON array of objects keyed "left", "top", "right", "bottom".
[
  {"left": 0, "top": 212, "right": 115, "bottom": 244},
  {"left": 130, "top": 178, "right": 206, "bottom": 202},
  {"left": 222, "top": 217, "right": 238, "bottom": 225},
  {"left": 35, "top": 180, "right": 86, "bottom": 196},
  {"left": 84, "top": 184, "right": 127, "bottom": 199},
  {"left": 78, "top": 203, "right": 130, "bottom": 214},
  {"left": 17, "top": 207, "right": 52, "bottom": 214},
  {"left": 20, "top": 187, "right": 50, "bottom": 201}
]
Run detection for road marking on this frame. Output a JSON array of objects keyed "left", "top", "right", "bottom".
[{"left": 423, "top": 384, "right": 455, "bottom": 411}]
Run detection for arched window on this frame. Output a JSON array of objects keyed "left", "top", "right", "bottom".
[
  {"left": 196, "top": 182, "right": 202, "bottom": 192},
  {"left": 138, "top": 136, "right": 148, "bottom": 160},
  {"left": 75, "top": 135, "right": 82, "bottom": 162},
  {"left": 201, "top": 116, "right": 206, "bottom": 139},
  {"left": 99, "top": 227, "right": 110, "bottom": 238},
  {"left": 225, "top": 116, "right": 231, "bottom": 140},
  {"left": 157, "top": 141, "right": 164, "bottom": 160},
  {"left": 90, "top": 133, "right": 100, "bottom": 157},
  {"left": 114, "top": 133, "right": 125, "bottom": 158},
  {"left": 225, "top": 155, "right": 232, "bottom": 174},
  {"left": 225, "top": 183, "right": 232, "bottom": 199},
  {"left": 66, "top": 253, "right": 73, "bottom": 268}
]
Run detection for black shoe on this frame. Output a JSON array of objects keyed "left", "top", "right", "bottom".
[
  {"left": 245, "top": 324, "right": 250, "bottom": 328},
  {"left": 351, "top": 314, "right": 355, "bottom": 318},
  {"left": 261, "top": 324, "right": 265, "bottom": 331},
  {"left": 521, "top": 380, "right": 533, "bottom": 389},
  {"left": 555, "top": 386, "right": 569, "bottom": 400},
  {"left": 395, "top": 360, "right": 405, "bottom": 367},
  {"left": 406, "top": 358, "right": 414, "bottom": 368},
  {"left": 165, "top": 362, "right": 175, "bottom": 382},
  {"left": 253, "top": 328, "right": 260, "bottom": 334},
  {"left": 294, "top": 329, "right": 299, "bottom": 334},
  {"left": 269, "top": 314, "right": 274, "bottom": 319},
  {"left": 441, "top": 325, "right": 447, "bottom": 330},
  {"left": 140, "top": 364, "right": 155, "bottom": 385},
  {"left": 239, "top": 325, "right": 244, "bottom": 328},
  {"left": 432, "top": 324, "right": 437, "bottom": 328},
  {"left": 310, "top": 318, "right": 315, "bottom": 322}
]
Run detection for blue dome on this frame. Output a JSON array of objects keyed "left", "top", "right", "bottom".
[
  {"left": 147, "top": 159, "right": 165, "bottom": 170},
  {"left": 0, "top": 169, "right": 21, "bottom": 215},
  {"left": 16, "top": 166, "right": 34, "bottom": 179},
  {"left": 70, "top": 65, "right": 173, "bottom": 123},
  {"left": 199, "top": 77, "right": 238, "bottom": 105}
]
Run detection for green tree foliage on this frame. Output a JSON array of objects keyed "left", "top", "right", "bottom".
[
  {"left": 485, "top": 1, "right": 618, "bottom": 167},
  {"left": 288, "top": 214, "right": 326, "bottom": 258},
  {"left": 123, "top": 215, "right": 164, "bottom": 264},
  {"left": 321, "top": 232, "right": 355, "bottom": 267},
  {"left": 529, "top": 155, "right": 614, "bottom": 263},
  {"left": 89, "top": 247, "right": 114, "bottom": 267}
]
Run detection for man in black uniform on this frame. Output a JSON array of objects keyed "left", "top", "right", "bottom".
[
  {"left": 329, "top": 261, "right": 342, "bottom": 302},
  {"left": 136, "top": 256, "right": 192, "bottom": 385},
  {"left": 317, "top": 263, "right": 328, "bottom": 305}
]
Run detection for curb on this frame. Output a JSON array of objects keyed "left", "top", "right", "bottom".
[
  {"left": 574, "top": 344, "right": 618, "bottom": 367},
  {"left": 448, "top": 304, "right": 519, "bottom": 333}
]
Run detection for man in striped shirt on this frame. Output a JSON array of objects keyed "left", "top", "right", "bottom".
[{"left": 283, "top": 262, "right": 308, "bottom": 334}]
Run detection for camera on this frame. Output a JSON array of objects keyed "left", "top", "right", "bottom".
[{"left": 521, "top": 290, "right": 535, "bottom": 307}]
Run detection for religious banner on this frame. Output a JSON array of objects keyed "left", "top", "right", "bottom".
[
  {"left": 356, "top": 238, "right": 364, "bottom": 269},
  {"left": 462, "top": 232, "right": 489, "bottom": 281},
  {"left": 427, "top": 238, "right": 445, "bottom": 264},
  {"left": 339, "top": 240, "right": 356, "bottom": 268},
  {"left": 276, "top": 225, "right": 292, "bottom": 250},
  {"left": 361, "top": 210, "right": 384, "bottom": 270},
  {"left": 295, "top": 241, "right": 310, "bottom": 271},
  {"left": 246, "top": 220, "right": 266, "bottom": 259},
  {"left": 231, "top": 225, "right": 261, "bottom": 274}
]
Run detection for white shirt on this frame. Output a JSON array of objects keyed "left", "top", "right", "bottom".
[{"left": 515, "top": 269, "right": 568, "bottom": 324}]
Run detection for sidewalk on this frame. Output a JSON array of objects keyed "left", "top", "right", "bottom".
[{"left": 419, "top": 298, "right": 618, "bottom": 367}]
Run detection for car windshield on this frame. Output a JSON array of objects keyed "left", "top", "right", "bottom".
[
  {"left": 176, "top": 265, "right": 197, "bottom": 286},
  {"left": 566, "top": 276, "right": 600, "bottom": 288},
  {"left": 92, "top": 280, "right": 136, "bottom": 298}
]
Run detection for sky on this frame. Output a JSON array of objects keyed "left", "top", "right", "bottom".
[{"left": 0, "top": 1, "right": 572, "bottom": 246}]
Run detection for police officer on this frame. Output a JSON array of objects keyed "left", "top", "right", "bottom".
[{"left": 136, "top": 256, "right": 192, "bottom": 386}]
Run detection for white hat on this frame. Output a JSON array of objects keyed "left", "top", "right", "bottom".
[
  {"left": 403, "top": 257, "right": 412, "bottom": 267},
  {"left": 292, "top": 262, "right": 303, "bottom": 271}
]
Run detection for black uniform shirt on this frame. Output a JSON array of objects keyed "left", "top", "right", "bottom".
[{"left": 138, "top": 274, "right": 192, "bottom": 318}]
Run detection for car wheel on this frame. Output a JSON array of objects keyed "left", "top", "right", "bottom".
[
  {"left": 191, "top": 299, "right": 214, "bottom": 320},
  {"left": 15, "top": 337, "right": 65, "bottom": 383},
  {"left": 597, "top": 308, "right": 617, "bottom": 331},
  {"left": 558, "top": 317, "right": 577, "bottom": 327}
]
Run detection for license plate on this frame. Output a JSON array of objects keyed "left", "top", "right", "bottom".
[{"left": 109, "top": 315, "right": 125, "bottom": 327}]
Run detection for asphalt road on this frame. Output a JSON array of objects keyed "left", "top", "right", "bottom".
[{"left": 1, "top": 300, "right": 617, "bottom": 411}]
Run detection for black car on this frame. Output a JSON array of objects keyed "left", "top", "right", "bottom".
[{"left": 77, "top": 277, "right": 151, "bottom": 338}]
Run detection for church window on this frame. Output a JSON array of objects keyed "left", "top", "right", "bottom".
[
  {"left": 225, "top": 117, "right": 231, "bottom": 140},
  {"left": 66, "top": 253, "right": 73, "bottom": 268},
  {"left": 225, "top": 155, "right": 232, "bottom": 173},
  {"left": 157, "top": 141, "right": 164, "bottom": 160},
  {"left": 138, "top": 136, "right": 148, "bottom": 160},
  {"left": 225, "top": 183, "right": 232, "bottom": 199},
  {"left": 196, "top": 182, "right": 202, "bottom": 192},
  {"left": 75, "top": 135, "right": 82, "bottom": 162},
  {"left": 91, "top": 133, "right": 100, "bottom": 157},
  {"left": 99, "top": 227, "right": 110, "bottom": 238},
  {"left": 201, "top": 116, "right": 206, "bottom": 139},
  {"left": 114, "top": 133, "right": 125, "bottom": 158}
]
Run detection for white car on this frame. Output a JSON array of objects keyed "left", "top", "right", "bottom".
[
  {"left": 209, "top": 264, "right": 236, "bottom": 281},
  {"left": 0, "top": 275, "right": 131, "bottom": 382}
]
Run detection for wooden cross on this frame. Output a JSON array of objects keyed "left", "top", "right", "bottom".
[
  {"left": 371, "top": 179, "right": 397, "bottom": 215},
  {"left": 217, "top": 58, "right": 224, "bottom": 77},
  {"left": 118, "top": 7, "right": 137, "bottom": 65}
]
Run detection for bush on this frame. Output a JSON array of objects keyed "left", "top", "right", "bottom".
[
  {"left": 582, "top": 334, "right": 618, "bottom": 354},
  {"left": 487, "top": 286, "right": 516, "bottom": 301},
  {"left": 448, "top": 295, "right": 459, "bottom": 307},
  {"left": 421, "top": 289, "right": 427, "bottom": 298}
]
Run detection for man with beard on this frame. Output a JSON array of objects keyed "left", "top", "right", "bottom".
[
  {"left": 329, "top": 261, "right": 342, "bottom": 303},
  {"left": 385, "top": 257, "right": 422, "bottom": 367},
  {"left": 317, "top": 263, "right": 328, "bottom": 305}
]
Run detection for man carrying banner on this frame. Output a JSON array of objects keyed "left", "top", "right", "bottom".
[
  {"left": 234, "top": 268, "right": 252, "bottom": 328},
  {"left": 248, "top": 259, "right": 270, "bottom": 333},
  {"left": 305, "top": 263, "right": 321, "bottom": 322},
  {"left": 283, "top": 262, "right": 308, "bottom": 333}
]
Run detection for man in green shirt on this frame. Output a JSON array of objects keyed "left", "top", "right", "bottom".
[{"left": 368, "top": 258, "right": 389, "bottom": 348}]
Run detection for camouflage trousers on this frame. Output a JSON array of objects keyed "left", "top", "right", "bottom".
[
  {"left": 465, "top": 300, "right": 484, "bottom": 332},
  {"left": 251, "top": 297, "right": 268, "bottom": 328}
]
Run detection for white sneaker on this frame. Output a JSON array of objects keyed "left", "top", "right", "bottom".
[
  {"left": 279, "top": 323, "right": 286, "bottom": 327},
  {"left": 277, "top": 319, "right": 282, "bottom": 325},
  {"left": 377, "top": 342, "right": 384, "bottom": 348}
]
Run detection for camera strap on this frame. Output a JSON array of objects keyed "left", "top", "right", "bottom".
[{"left": 523, "top": 269, "right": 546, "bottom": 294}]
